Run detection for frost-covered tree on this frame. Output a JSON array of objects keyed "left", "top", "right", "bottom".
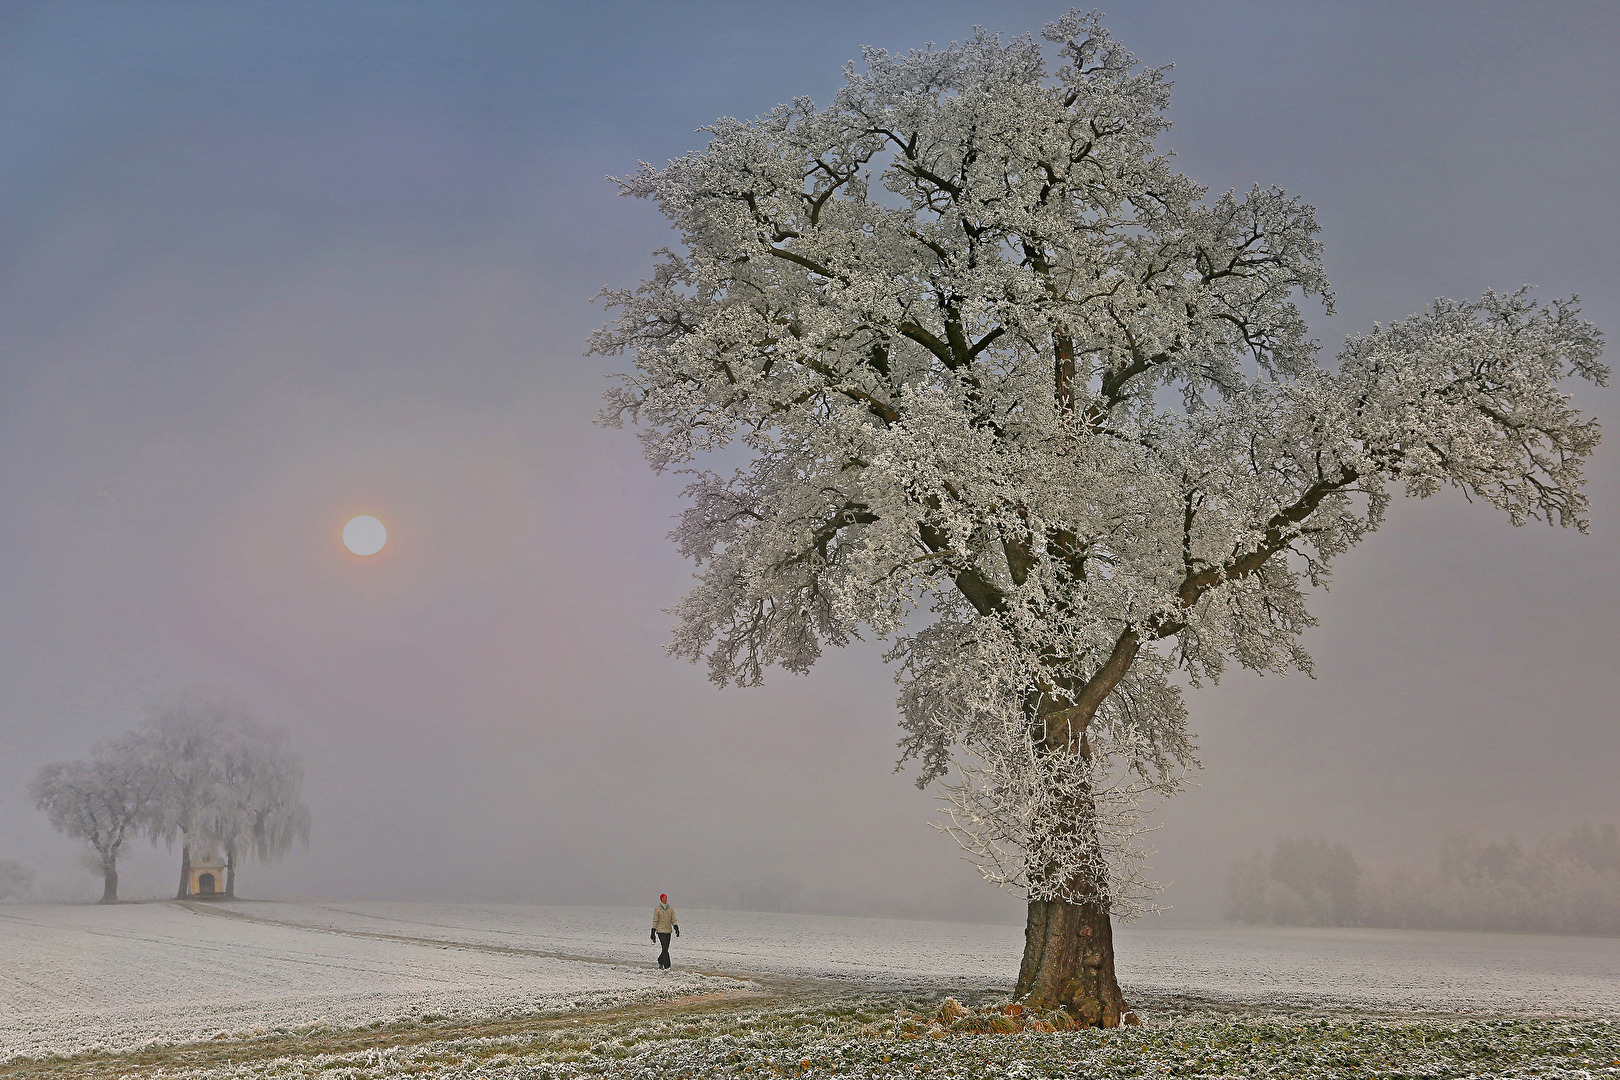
[
  {"left": 200, "top": 715, "right": 312, "bottom": 898},
  {"left": 139, "top": 691, "right": 236, "bottom": 898},
  {"left": 140, "top": 689, "right": 310, "bottom": 899},
  {"left": 591, "top": 12, "right": 1605, "bottom": 1023},
  {"left": 1231, "top": 827, "right": 1620, "bottom": 935},
  {"left": 31, "top": 735, "right": 160, "bottom": 903},
  {"left": 1225, "top": 837, "right": 1360, "bottom": 926}
]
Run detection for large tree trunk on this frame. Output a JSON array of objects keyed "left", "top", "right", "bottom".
[
  {"left": 1013, "top": 668, "right": 1140, "bottom": 1027},
  {"left": 99, "top": 855, "right": 118, "bottom": 904},
  {"left": 175, "top": 841, "right": 191, "bottom": 899},
  {"left": 1016, "top": 897, "right": 1128, "bottom": 1025},
  {"left": 225, "top": 842, "right": 236, "bottom": 899}
]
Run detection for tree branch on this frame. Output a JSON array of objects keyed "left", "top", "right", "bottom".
[{"left": 919, "top": 521, "right": 1008, "bottom": 616}]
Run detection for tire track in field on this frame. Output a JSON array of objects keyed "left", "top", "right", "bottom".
[{"left": 176, "top": 901, "right": 766, "bottom": 989}]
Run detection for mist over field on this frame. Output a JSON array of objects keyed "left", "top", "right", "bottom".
[{"left": 2, "top": 0, "right": 1617, "bottom": 928}]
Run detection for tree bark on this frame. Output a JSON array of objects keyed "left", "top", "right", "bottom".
[
  {"left": 176, "top": 841, "right": 191, "bottom": 900},
  {"left": 225, "top": 842, "right": 236, "bottom": 899},
  {"left": 99, "top": 856, "right": 118, "bottom": 904},
  {"left": 1011, "top": 667, "right": 1139, "bottom": 1027},
  {"left": 1016, "top": 897, "right": 1128, "bottom": 1025}
]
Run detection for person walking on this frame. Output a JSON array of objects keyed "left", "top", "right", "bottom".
[{"left": 651, "top": 893, "right": 679, "bottom": 969}]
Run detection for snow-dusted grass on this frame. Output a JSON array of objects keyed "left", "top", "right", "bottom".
[
  {"left": 474, "top": 1001, "right": 1620, "bottom": 1080},
  {"left": 18, "top": 994, "right": 1620, "bottom": 1079},
  {"left": 343, "top": 1004, "right": 1620, "bottom": 1080},
  {"left": 0, "top": 903, "right": 734, "bottom": 1061}
]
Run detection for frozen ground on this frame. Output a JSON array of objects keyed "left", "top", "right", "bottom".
[
  {"left": 234, "top": 901, "right": 1620, "bottom": 1015},
  {"left": 0, "top": 903, "right": 733, "bottom": 1060},
  {"left": 3, "top": 901, "right": 1618, "bottom": 1063},
  {"left": 1117, "top": 923, "right": 1620, "bottom": 1016}
]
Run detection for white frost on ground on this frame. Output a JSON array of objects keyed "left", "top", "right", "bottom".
[
  {"left": 238, "top": 902, "right": 1019, "bottom": 988},
  {"left": 0, "top": 903, "right": 731, "bottom": 1061},
  {"left": 1115, "top": 923, "right": 1620, "bottom": 1016},
  {"left": 244, "top": 901, "right": 1620, "bottom": 1016},
  {"left": 4, "top": 900, "right": 1618, "bottom": 1063}
]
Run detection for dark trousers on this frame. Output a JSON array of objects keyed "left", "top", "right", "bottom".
[{"left": 656, "top": 931, "right": 672, "bottom": 968}]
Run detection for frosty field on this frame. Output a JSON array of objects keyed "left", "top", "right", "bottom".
[
  {"left": 0, "top": 903, "right": 734, "bottom": 1060},
  {"left": 4, "top": 901, "right": 1619, "bottom": 1076},
  {"left": 176, "top": 900, "right": 1620, "bottom": 1013}
]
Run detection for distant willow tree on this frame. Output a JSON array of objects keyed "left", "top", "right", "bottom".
[
  {"left": 591, "top": 12, "right": 1606, "bottom": 1023},
  {"left": 202, "top": 713, "right": 312, "bottom": 898},
  {"left": 141, "top": 693, "right": 233, "bottom": 899},
  {"left": 141, "top": 690, "right": 311, "bottom": 899},
  {"left": 31, "top": 734, "right": 160, "bottom": 903}
]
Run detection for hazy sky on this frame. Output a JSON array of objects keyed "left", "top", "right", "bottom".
[{"left": 2, "top": 1, "right": 1616, "bottom": 922}]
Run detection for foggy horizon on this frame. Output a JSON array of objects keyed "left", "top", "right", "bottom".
[{"left": 2, "top": 0, "right": 1616, "bottom": 926}]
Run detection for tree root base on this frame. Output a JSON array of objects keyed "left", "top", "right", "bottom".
[{"left": 1014, "top": 898, "right": 1130, "bottom": 1028}]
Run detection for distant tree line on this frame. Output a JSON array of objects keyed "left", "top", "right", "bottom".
[
  {"left": 1226, "top": 825, "right": 1620, "bottom": 936},
  {"left": 29, "top": 690, "right": 311, "bottom": 903}
]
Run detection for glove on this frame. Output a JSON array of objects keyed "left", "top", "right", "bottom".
[
  {"left": 650, "top": 929, "right": 657, "bottom": 942},
  {"left": 674, "top": 926, "right": 680, "bottom": 937}
]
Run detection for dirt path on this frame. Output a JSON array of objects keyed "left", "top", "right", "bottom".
[
  {"left": 0, "top": 987, "right": 772, "bottom": 1079},
  {"left": 176, "top": 900, "right": 758, "bottom": 983},
  {"left": 178, "top": 900, "right": 861, "bottom": 1000}
]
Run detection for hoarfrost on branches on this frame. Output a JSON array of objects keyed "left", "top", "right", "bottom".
[
  {"left": 30, "top": 734, "right": 161, "bottom": 902},
  {"left": 30, "top": 688, "right": 312, "bottom": 901},
  {"left": 138, "top": 688, "right": 311, "bottom": 897},
  {"left": 591, "top": 12, "right": 1605, "bottom": 914}
]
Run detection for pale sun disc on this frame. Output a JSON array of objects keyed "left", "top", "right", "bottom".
[{"left": 342, "top": 515, "right": 388, "bottom": 556}]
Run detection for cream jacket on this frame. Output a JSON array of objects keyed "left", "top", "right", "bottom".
[{"left": 652, "top": 904, "right": 677, "bottom": 933}]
